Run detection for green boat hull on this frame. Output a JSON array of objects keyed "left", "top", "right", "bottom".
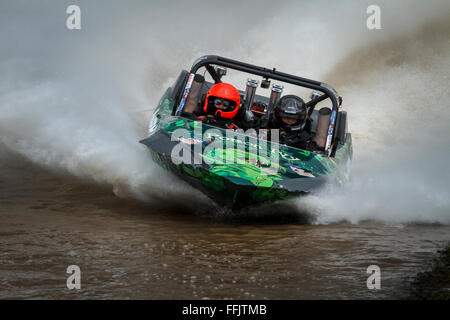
[{"left": 140, "top": 89, "right": 353, "bottom": 209}]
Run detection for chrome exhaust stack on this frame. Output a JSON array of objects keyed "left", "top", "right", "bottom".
[
  {"left": 183, "top": 74, "right": 205, "bottom": 114},
  {"left": 313, "top": 107, "right": 332, "bottom": 149},
  {"left": 243, "top": 78, "right": 259, "bottom": 122},
  {"left": 261, "top": 84, "right": 283, "bottom": 127}
]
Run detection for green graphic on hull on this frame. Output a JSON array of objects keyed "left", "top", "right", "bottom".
[{"left": 141, "top": 91, "right": 352, "bottom": 208}]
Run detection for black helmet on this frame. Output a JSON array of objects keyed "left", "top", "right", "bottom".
[{"left": 275, "top": 95, "right": 308, "bottom": 131}]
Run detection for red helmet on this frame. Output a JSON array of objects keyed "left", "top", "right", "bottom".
[{"left": 203, "top": 83, "right": 241, "bottom": 119}]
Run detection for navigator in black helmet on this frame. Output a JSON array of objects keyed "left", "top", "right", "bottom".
[{"left": 275, "top": 95, "right": 309, "bottom": 132}]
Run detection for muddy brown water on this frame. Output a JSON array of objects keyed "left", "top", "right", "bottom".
[{"left": 0, "top": 152, "right": 449, "bottom": 300}]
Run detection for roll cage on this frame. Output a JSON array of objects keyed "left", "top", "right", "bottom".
[
  {"left": 173, "top": 55, "right": 343, "bottom": 156},
  {"left": 190, "top": 55, "right": 340, "bottom": 112}
]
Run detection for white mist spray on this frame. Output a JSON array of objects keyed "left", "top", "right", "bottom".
[{"left": 301, "top": 5, "right": 450, "bottom": 224}]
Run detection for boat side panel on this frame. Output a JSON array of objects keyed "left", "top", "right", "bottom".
[{"left": 146, "top": 148, "right": 293, "bottom": 207}]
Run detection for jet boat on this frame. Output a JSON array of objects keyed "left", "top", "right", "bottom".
[{"left": 140, "top": 55, "right": 352, "bottom": 209}]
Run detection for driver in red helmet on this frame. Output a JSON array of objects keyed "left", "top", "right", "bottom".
[{"left": 198, "top": 83, "right": 242, "bottom": 129}]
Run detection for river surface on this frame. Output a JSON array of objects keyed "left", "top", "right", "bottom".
[{"left": 1, "top": 153, "right": 449, "bottom": 300}]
